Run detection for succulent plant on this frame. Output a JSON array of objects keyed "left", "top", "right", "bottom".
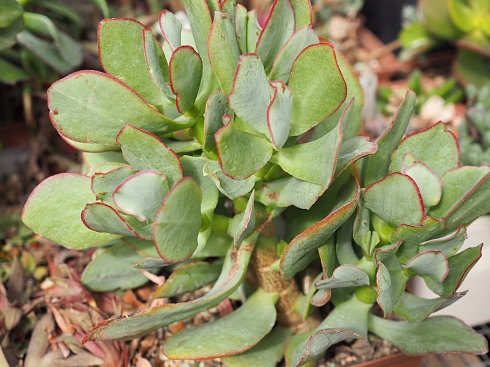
[
  {"left": 459, "top": 84, "right": 490, "bottom": 166},
  {"left": 399, "top": 0, "right": 490, "bottom": 87},
  {"left": 22, "top": 0, "right": 489, "bottom": 366},
  {"left": 0, "top": 0, "right": 108, "bottom": 86}
]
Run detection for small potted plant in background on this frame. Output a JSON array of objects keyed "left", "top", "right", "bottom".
[
  {"left": 21, "top": 0, "right": 489, "bottom": 366},
  {"left": 399, "top": 0, "right": 490, "bottom": 87}
]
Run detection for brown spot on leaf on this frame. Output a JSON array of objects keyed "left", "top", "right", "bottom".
[{"left": 267, "top": 192, "right": 278, "bottom": 201}]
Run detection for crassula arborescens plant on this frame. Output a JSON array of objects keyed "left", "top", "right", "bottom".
[{"left": 22, "top": 0, "right": 488, "bottom": 366}]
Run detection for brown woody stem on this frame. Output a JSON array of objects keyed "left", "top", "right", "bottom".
[{"left": 251, "top": 220, "right": 304, "bottom": 328}]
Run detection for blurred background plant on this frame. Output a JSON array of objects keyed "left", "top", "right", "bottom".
[
  {"left": 458, "top": 83, "right": 490, "bottom": 166},
  {"left": 399, "top": 0, "right": 490, "bottom": 87}
]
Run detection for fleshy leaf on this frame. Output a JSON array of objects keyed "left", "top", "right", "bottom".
[
  {"left": 142, "top": 28, "right": 174, "bottom": 102},
  {"left": 268, "top": 26, "right": 318, "bottom": 84},
  {"left": 169, "top": 45, "right": 202, "bottom": 113},
  {"left": 375, "top": 242, "right": 407, "bottom": 317},
  {"left": 391, "top": 217, "right": 445, "bottom": 262},
  {"left": 98, "top": 18, "right": 165, "bottom": 105},
  {"left": 393, "top": 291, "right": 467, "bottom": 323},
  {"left": 424, "top": 245, "right": 482, "bottom": 298},
  {"left": 216, "top": 116, "right": 273, "bottom": 179},
  {"left": 85, "top": 162, "right": 129, "bottom": 176},
  {"left": 0, "top": 0, "right": 22, "bottom": 28},
  {"left": 420, "top": 0, "right": 462, "bottom": 40},
  {"left": 181, "top": 156, "right": 220, "bottom": 251},
  {"left": 267, "top": 81, "right": 292, "bottom": 150},
  {"left": 153, "top": 177, "right": 202, "bottom": 263},
  {"left": 164, "top": 288, "right": 278, "bottom": 359},
  {"left": 82, "top": 151, "right": 126, "bottom": 169},
  {"left": 419, "top": 226, "right": 467, "bottom": 257},
  {"left": 235, "top": 4, "right": 248, "bottom": 53},
  {"left": 291, "top": 294, "right": 371, "bottom": 367},
  {"left": 448, "top": 0, "right": 475, "bottom": 33},
  {"left": 315, "top": 265, "right": 370, "bottom": 289},
  {"left": 81, "top": 241, "right": 154, "bottom": 291},
  {"left": 222, "top": 326, "right": 293, "bottom": 367},
  {"left": 280, "top": 177, "right": 359, "bottom": 279},
  {"left": 22, "top": 13, "right": 82, "bottom": 72},
  {"left": 82, "top": 202, "right": 149, "bottom": 239},
  {"left": 389, "top": 122, "right": 460, "bottom": 178},
  {"left": 208, "top": 11, "right": 240, "bottom": 94},
  {"left": 48, "top": 71, "right": 191, "bottom": 145},
  {"left": 112, "top": 170, "right": 169, "bottom": 222},
  {"left": 403, "top": 161, "right": 442, "bottom": 207},
  {"left": 405, "top": 250, "right": 449, "bottom": 284},
  {"left": 228, "top": 54, "right": 272, "bottom": 136},
  {"left": 315, "top": 52, "right": 365, "bottom": 141},
  {"left": 181, "top": 0, "right": 216, "bottom": 109},
  {"left": 62, "top": 136, "right": 119, "bottom": 153},
  {"left": 153, "top": 260, "right": 222, "bottom": 298},
  {"left": 335, "top": 217, "right": 360, "bottom": 265},
  {"left": 91, "top": 166, "right": 138, "bottom": 204},
  {"left": 272, "top": 113, "right": 342, "bottom": 187},
  {"left": 228, "top": 192, "right": 255, "bottom": 248},
  {"left": 84, "top": 238, "right": 255, "bottom": 341},
  {"left": 22, "top": 174, "right": 119, "bottom": 249},
  {"left": 116, "top": 125, "right": 183, "bottom": 187},
  {"left": 246, "top": 10, "right": 261, "bottom": 53},
  {"left": 255, "top": 0, "right": 295, "bottom": 72},
  {"left": 132, "top": 257, "right": 169, "bottom": 270},
  {"left": 307, "top": 273, "right": 330, "bottom": 310},
  {"left": 203, "top": 160, "right": 260, "bottom": 199},
  {"left": 256, "top": 176, "right": 323, "bottom": 210},
  {"left": 369, "top": 315, "right": 488, "bottom": 355},
  {"left": 334, "top": 139, "right": 377, "bottom": 179},
  {"left": 288, "top": 43, "right": 346, "bottom": 136},
  {"left": 429, "top": 166, "right": 490, "bottom": 229},
  {"left": 363, "top": 90, "right": 416, "bottom": 187},
  {"left": 220, "top": 0, "right": 236, "bottom": 18},
  {"left": 290, "top": 0, "right": 312, "bottom": 29},
  {"left": 203, "top": 91, "right": 231, "bottom": 153},
  {"left": 158, "top": 10, "right": 182, "bottom": 51},
  {"left": 363, "top": 173, "right": 424, "bottom": 227}
]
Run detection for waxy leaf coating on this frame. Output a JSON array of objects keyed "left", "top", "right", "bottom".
[
  {"left": 112, "top": 170, "right": 169, "bottom": 222},
  {"left": 269, "top": 26, "right": 319, "bottom": 83},
  {"left": 164, "top": 289, "right": 278, "bottom": 359},
  {"left": 169, "top": 45, "right": 203, "bottom": 113},
  {"left": 22, "top": 174, "right": 119, "bottom": 249},
  {"left": 153, "top": 177, "right": 202, "bottom": 263},
  {"left": 48, "top": 71, "right": 190, "bottom": 145},
  {"left": 158, "top": 10, "right": 182, "bottom": 51},
  {"left": 390, "top": 122, "right": 460, "bottom": 178},
  {"left": 255, "top": 0, "right": 295, "bottom": 72},
  {"left": 369, "top": 315, "right": 488, "bottom": 355},
  {"left": 117, "top": 125, "right": 183, "bottom": 187},
  {"left": 363, "top": 173, "right": 424, "bottom": 227},
  {"left": 216, "top": 116, "right": 273, "bottom": 179},
  {"left": 98, "top": 18, "right": 165, "bottom": 106},
  {"left": 288, "top": 43, "right": 346, "bottom": 136},
  {"left": 228, "top": 54, "right": 272, "bottom": 136},
  {"left": 208, "top": 12, "right": 240, "bottom": 94}
]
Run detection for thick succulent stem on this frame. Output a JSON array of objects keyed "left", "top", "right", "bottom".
[{"left": 251, "top": 220, "right": 304, "bottom": 328}]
